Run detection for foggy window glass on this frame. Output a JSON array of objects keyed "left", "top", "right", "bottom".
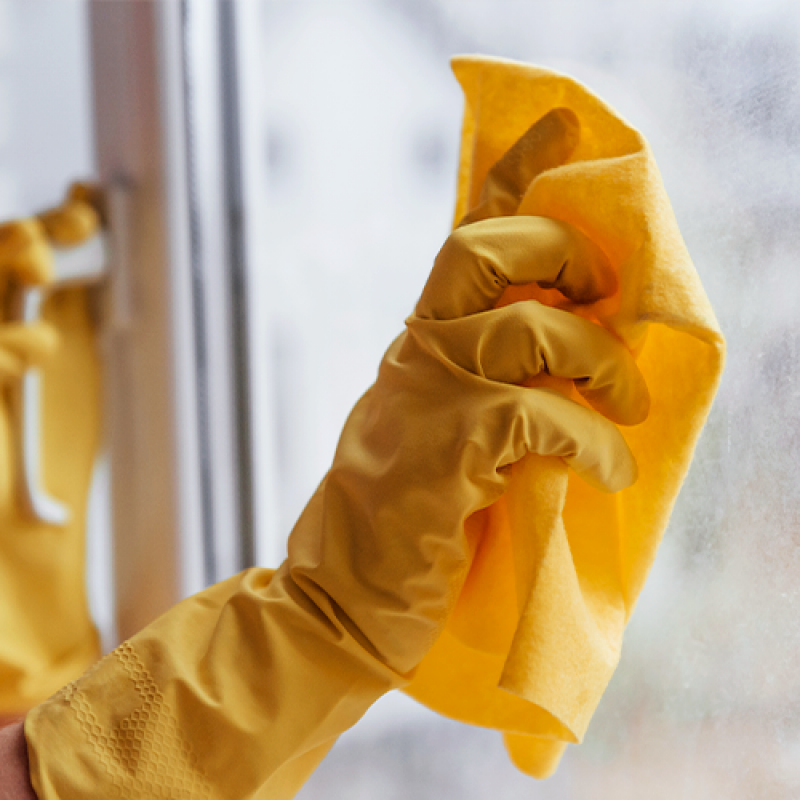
[
  {"left": 248, "top": 1, "right": 800, "bottom": 797},
  {"left": 0, "top": 0, "right": 94, "bottom": 216}
]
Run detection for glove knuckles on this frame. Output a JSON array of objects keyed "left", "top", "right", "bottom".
[{"left": 408, "top": 297, "right": 649, "bottom": 429}]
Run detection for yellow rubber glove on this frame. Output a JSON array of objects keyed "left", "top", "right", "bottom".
[
  {"left": 0, "top": 191, "right": 102, "bottom": 717},
  {"left": 25, "top": 117, "right": 647, "bottom": 798}
]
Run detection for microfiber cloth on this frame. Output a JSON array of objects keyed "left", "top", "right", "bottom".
[{"left": 403, "top": 54, "right": 726, "bottom": 778}]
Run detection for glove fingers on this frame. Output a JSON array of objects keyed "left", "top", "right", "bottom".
[
  {"left": 494, "top": 385, "right": 638, "bottom": 493},
  {"left": 0, "top": 220, "right": 53, "bottom": 285},
  {"left": 415, "top": 215, "right": 615, "bottom": 320},
  {"left": 458, "top": 108, "right": 580, "bottom": 227},
  {"left": 411, "top": 302, "right": 648, "bottom": 426},
  {"left": 39, "top": 202, "right": 99, "bottom": 246},
  {"left": 38, "top": 181, "right": 102, "bottom": 246}
]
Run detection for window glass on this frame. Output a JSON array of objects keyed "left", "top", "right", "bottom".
[
  {"left": 0, "top": 0, "right": 94, "bottom": 216},
  {"left": 247, "top": 1, "right": 800, "bottom": 797}
]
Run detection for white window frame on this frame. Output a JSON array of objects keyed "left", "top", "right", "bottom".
[{"left": 89, "top": 0, "right": 278, "bottom": 642}]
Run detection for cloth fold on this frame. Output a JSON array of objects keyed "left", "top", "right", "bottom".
[{"left": 403, "top": 54, "right": 725, "bottom": 778}]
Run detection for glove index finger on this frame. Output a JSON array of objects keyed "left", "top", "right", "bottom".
[{"left": 459, "top": 108, "right": 580, "bottom": 226}]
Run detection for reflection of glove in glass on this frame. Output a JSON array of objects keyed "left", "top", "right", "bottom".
[{"left": 0, "top": 193, "right": 101, "bottom": 716}]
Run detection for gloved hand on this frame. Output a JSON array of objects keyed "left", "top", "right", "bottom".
[
  {"left": 293, "top": 233, "right": 645, "bottom": 674},
  {"left": 25, "top": 117, "right": 648, "bottom": 800},
  {"left": 290, "top": 107, "right": 648, "bottom": 675}
]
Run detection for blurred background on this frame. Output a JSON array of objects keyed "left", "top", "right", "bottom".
[{"left": 3, "top": 0, "right": 800, "bottom": 797}]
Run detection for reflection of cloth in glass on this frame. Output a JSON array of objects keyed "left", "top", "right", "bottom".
[
  {"left": 403, "top": 55, "right": 725, "bottom": 778},
  {"left": 0, "top": 206, "right": 101, "bottom": 716}
]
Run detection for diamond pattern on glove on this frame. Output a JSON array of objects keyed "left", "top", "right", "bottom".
[{"left": 60, "top": 642, "right": 213, "bottom": 799}]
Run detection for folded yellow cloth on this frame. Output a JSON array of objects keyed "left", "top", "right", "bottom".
[
  {"left": 0, "top": 195, "right": 102, "bottom": 714},
  {"left": 403, "top": 54, "right": 725, "bottom": 778}
]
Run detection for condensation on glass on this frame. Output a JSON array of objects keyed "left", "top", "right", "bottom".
[{"left": 248, "top": 2, "right": 800, "bottom": 799}]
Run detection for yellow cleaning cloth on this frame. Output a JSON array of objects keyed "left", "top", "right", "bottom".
[
  {"left": 0, "top": 193, "right": 102, "bottom": 715},
  {"left": 404, "top": 55, "right": 725, "bottom": 778}
]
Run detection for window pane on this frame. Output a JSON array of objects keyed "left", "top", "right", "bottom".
[
  {"left": 0, "top": 0, "right": 94, "bottom": 216},
  {"left": 241, "top": 1, "right": 800, "bottom": 797}
]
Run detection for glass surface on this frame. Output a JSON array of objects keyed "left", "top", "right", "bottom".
[
  {"left": 244, "top": 1, "right": 800, "bottom": 797},
  {"left": 0, "top": 0, "right": 94, "bottom": 216}
]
